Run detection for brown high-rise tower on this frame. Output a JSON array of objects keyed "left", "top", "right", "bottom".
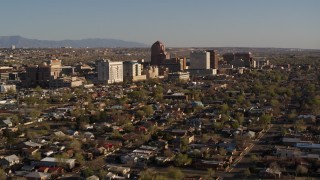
[
  {"left": 151, "top": 41, "right": 168, "bottom": 66},
  {"left": 207, "top": 50, "right": 219, "bottom": 69}
]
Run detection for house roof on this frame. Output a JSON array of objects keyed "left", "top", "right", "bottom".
[
  {"left": 2, "top": 119, "right": 12, "bottom": 125},
  {"left": 25, "top": 172, "right": 50, "bottom": 178},
  {"left": 4, "top": 154, "right": 19, "bottom": 162},
  {"left": 24, "top": 141, "right": 42, "bottom": 148}
]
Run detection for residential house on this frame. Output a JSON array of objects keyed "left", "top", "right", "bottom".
[{"left": 0, "top": 154, "right": 20, "bottom": 168}]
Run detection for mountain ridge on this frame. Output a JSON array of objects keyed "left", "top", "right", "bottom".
[{"left": 0, "top": 36, "right": 148, "bottom": 48}]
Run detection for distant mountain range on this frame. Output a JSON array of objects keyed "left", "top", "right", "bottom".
[{"left": 0, "top": 36, "right": 148, "bottom": 48}]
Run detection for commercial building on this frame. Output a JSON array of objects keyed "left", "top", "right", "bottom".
[
  {"left": 49, "top": 76, "right": 83, "bottom": 88},
  {"left": 190, "top": 51, "right": 210, "bottom": 69},
  {"left": 168, "top": 72, "right": 190, "bottom": 81},
  {"left": 96, "top": 59, "right": 123, "bottom": 84},
  {"left": 151, "top": 41, "right": 170, "bottom": 66},
  {"left": 24, "top": 59, "right": 62, "bottom": 87},
  {"left": 123, "top": 61, "right": 146, "bottom": 82},
  {"left": 144, "top": 66, "right": 159, "bottom": 79},
  {"left": 207, "top": 50, "right": 219, "bottom": 69},
  {"left": 0, "top": 84, "right": 16, "bottom": 93},
  {"left": 162, "top": 57, "right": 187, "bottom": 72}
]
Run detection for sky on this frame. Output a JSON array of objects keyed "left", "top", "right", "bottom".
[{"left": 1, "top": 0, "right": 320, "bottom": 49}]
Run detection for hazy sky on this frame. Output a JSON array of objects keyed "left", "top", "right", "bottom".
[{"left": 1, "top": 0, "right": 320, "bottom": 49}]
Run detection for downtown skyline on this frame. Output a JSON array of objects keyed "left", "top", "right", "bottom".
[{"left": 1, "top": 0, "right": 320, "bottom": 49}]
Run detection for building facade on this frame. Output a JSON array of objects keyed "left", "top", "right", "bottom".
[
  {"left": 190, "top": 51, "right": 210, "bottom": 69},
  {"left": 168, "top": 72, "right": 190, "bottom": 81},
  {"left": 96, "top": 59, "right": 123, "bottom": 84},
  {"left": 123, "top": 61, "right": 146, "bottom": 82},
  {"left": 162, "top": 57, "right": 187, "bottom": 72},
  {"left": 151, "top": 41, "right": 169, "bottom": 66},
  {"left": 207, "top": 50, "right": 219, "bottom": 69}
]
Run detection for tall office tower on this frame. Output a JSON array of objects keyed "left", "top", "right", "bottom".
[
  {"left": 190, "top": 51, "right": 210, "bottom": 69},
  {"left": 222, "top": 53, "right": 235, "bottom": 63},
  {"left": 207, "top": 50, "right": 219, "bottom": 69},
  {"left": 235, "top": 52, "right": 252, "bottom": 67},
  {"left": 151, "top": 41, "right": 169, "bottom": 66},
  {"left": 96, "top": 59, "right": 123, "bottom": 83},
  {"left": 25, "top": 63, "right": 50, "bottom": 87}
]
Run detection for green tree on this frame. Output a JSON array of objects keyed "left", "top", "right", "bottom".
[
  {"left": 235, "top": 112, "right": 244, "bottom": 125},
  {"left": 294, "top": 119, "right": 305, "bottom": 132},
  {"left": 29, "top": 110, "right": 41, "bottom": 121},
  {"left": 98, "top": 169, "right": 108, "bottom": 179},
  {"left": 75, "top": 152, "right": 85, "bottom": 166},
  {"left": 218, "top": 147, "right": 227, "bottom": 156},
  {"left": 32, "top": 151, "right": 42, "bottom": 160},
  {"left": 81, "top": 168, "right": 94, "bottom": 178},
  {"left": 140, "top": 169, "right": 155, "bottom": 180},
  {"left": 111, "top": 129, "right": 122, "bottom": 139},
  {"left": 173, "top": 153, "right": 192, "bottom": 167},
  {"left": 155, "top": 175, "right": 166, "bottom": 180},
  {"left": 243, "top": 168, "right": 251, "bottom": 177},
  {"left": 69, "top": 139, "right": 82, "bottom": 151},
  {"left": 296, "top": 165, "right": 308, "bottom": 176},
  {"left": 0, "top": 168, "right": 6, "bottom": 180},
  {"left": 206, "top": 168, "right": 215, "bottom": 179},
  {"left": 260, "top": 114, "right": 272, "bottom": 128},
  {"left": 220, "top": 104, "right": 229, "bottom": 114},
  {"left": 166, "top": 166, "right": 184, "bottom": 180},
  {"left": 142, "top": 105, "right": 154, "bottom": 117},
  {"left": 136, "top": 110, "right": 145, "bottom": 120}
]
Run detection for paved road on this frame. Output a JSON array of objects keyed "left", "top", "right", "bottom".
[{"left": 226, "top": 124, "right": 275, "bottom": 178}]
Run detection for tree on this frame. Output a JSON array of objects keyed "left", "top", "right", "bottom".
[
  {"left": 243, "top": 168, "right": 251, "bottom": 177},
  {"left": 235, "top": 112, "right": 244, "bottom": 125},
  {"left": 218, "top": 147, "right": 227, "bottom": 156},
  {"left": 173, "top": 153, "right": 192, "bottom": 167},
  {"left": 69, "top": 139, "right": 82, "bottom": 151},
  {"left": 155, "top": 175, "right": 166, "bottom": 180},
  {"left": 166, "top": 166, "right": 184, "bottom": 180},
  {"left": 123, "top": 123, "right": 134, "bottom": 132},
  {"left": 111, "top": 129, "right": 122, "bottom": 139},
  {"left": 32, "top": 151, "right": 42, "bottom": 160},
  {"left": 294, "top": 119, "right": 305, "bottom": 132},
  {"left": 75, "top": 152, "right": 85, "bottom": 166},
  {"left": 142, "top": 105, "right": 154, "bottom": 117},
  {"left": 206, "top": 168, "right": 215, "bottom": 179},
  {"left": 54, "top": 154, "right": 68, "bottom": 168},
  {"left": 136, "top": 110, "right": 145, "bottom": 120},
  {"left": 29, "top": 109, "right": 41, "bottom": 121},
  {"left": 296, "top": 165, "right": 308, "bottom": 176},
  {"left": 260, "top": 114, "right": 272, "bottom": 128},
  {"left": 81, "top": 168, "right": 94, "bottom": 178},
  {"left": 0, "top": 168, "right": 6, "bottom": 179},
  {"left": 140, "top": 169, "right": 155, "bottom": 180},
  {"left": 220, "top": 104, "right": 229, "bottom": 114}
]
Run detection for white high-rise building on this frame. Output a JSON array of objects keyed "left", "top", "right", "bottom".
[
  {"left": 190, "top": 51, "right": 210, "bottom": 69},
  {"left": 96, "top": 59, "right": 123, "bottom": 83}
]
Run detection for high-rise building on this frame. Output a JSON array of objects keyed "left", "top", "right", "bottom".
[
  {"left": 151, "top": 41, "right": 169, "bottom": 66},
  {"left": 234, "top": 52, "right": 252, "bottom": 67},
  {"left": 123, "top": 61, "right": 146, "bottom": 82},
  {"left": 162, "top": 57, "right": 187, "bottom": 72},
  {"left": 190, "top": 51, "right": 210, "bottom": 69},
  {"left": 207, "top": 50, "right": 219, "bottom": 69},
  {"left": 222, "top": 53, "right": 235, "bottom": 63},
  {"left": 24, "top": 59, "right": 62, "bottom": 87},
  {"left": 96, "top": 59, "right": 123, "bottom": 83},
  {"left": 50, "top": 59, "right": 62, "bottom": 79}
]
